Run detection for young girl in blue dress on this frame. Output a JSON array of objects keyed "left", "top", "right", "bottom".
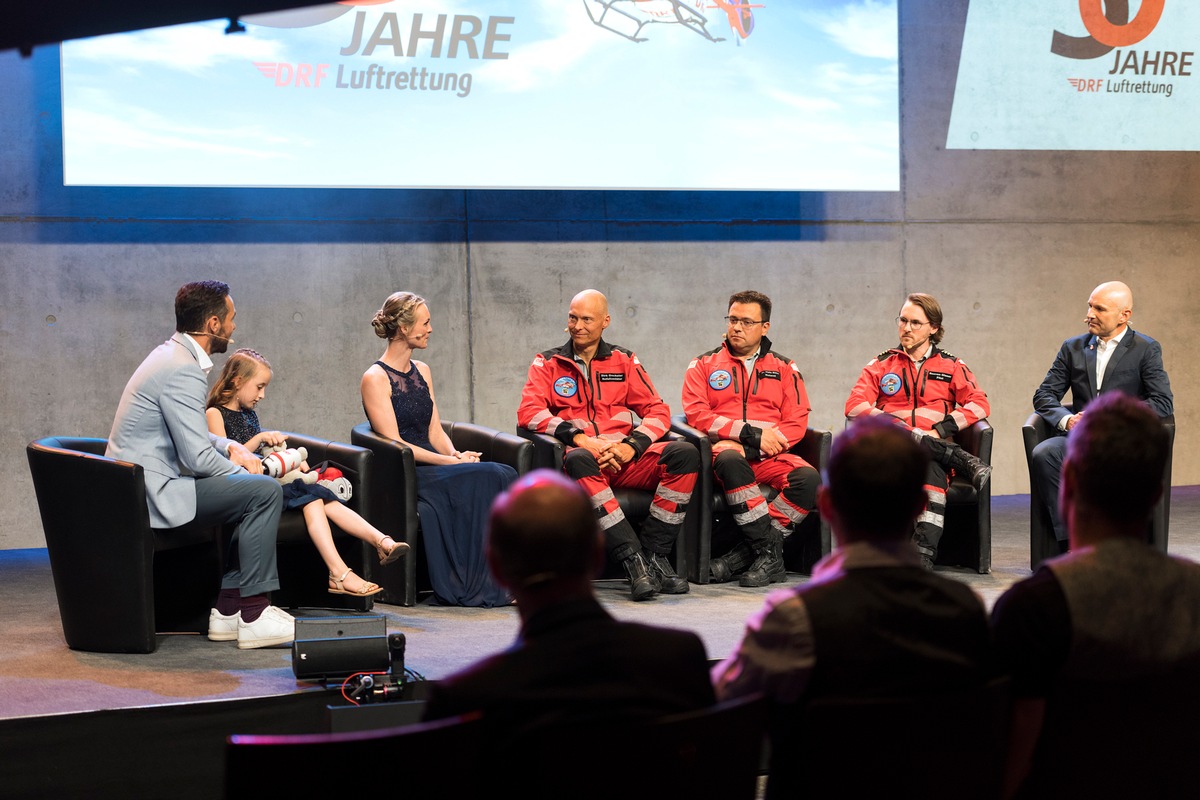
[{"left": 207, "top": 349, "right": 407, "bottom": 597}]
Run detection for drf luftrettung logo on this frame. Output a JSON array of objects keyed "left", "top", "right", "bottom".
[
  {"left": 1053, "top": 0, "right": 1192, "bottom": 99},
  {"left": 250, "top": 1, "right": 509, "bottom": 97}
]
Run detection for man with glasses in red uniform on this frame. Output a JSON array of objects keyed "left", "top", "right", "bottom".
[
  {"left": 683, "top": 290, "right": 819, "bottom": 587},
  {"left": 845, "top": 293, "right": 991, "bottom": 570}
]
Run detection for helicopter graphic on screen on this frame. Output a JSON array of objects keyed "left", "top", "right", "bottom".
[{"left": 583, "top": 0, "right": 762, "bottom": 43}]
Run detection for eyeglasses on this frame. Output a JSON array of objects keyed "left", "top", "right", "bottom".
[
  {"left": 896, "top": 316, "right": 930, "bottom": 330},
  {"left": 724, "top": 316, "right": 765, "bottom": 328}
]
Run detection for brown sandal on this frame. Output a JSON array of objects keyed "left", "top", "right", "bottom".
[
  {"left": 376, "top": 536, "right": 409, "bottom": 565},
  {"left": 328, "top": 569, "right": 383, "bottom": 597}
]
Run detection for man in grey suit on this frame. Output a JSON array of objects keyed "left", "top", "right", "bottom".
[
  {"left": 1031, "top": 280, "right": 1174, "bottom": 546},
  {"left": 107, "top": 281, "right": 293, "bottom": 649}
]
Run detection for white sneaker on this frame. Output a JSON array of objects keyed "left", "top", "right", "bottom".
[
  {"left": 237, "top": 605, "right": 295, "bottom": 650},
  {"left": 207, "top": 608, "right": 240, "bottom": 642}
]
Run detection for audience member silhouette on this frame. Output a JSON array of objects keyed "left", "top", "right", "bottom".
[
  {"left": 422, "top": 469, "right": 715, "bottom": 784},
  {"left": 992, "top": 393, "right": 1200, "bottom": 799}
]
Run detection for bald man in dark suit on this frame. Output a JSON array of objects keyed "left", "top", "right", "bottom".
[{"left": 1031, "top": 280, "right": 1173, "bottom": 545}]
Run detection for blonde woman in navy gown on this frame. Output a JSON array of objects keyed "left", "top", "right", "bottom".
[{"left": 361, "top": 292, "right": 516, "bottom": 607}]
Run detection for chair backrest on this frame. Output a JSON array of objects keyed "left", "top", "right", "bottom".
[
  {"left": 1021, "top": 665, "right": 1200, "bottom": 799},
  {"left": 224, "top": 711, "right": 484, "bottom": 799},
  {"left": 766, "top": 677, "right": 1010, "bottom": 800},
  {"left": 27, "top": 437, "right": 163, "bottom": 651},
  {"left": 515, "top": 694, "right": 769, "bottom": 800}
]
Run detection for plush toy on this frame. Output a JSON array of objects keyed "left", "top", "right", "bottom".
[
  {"left": 316, "top": 465, "right": 353, "bottom": 502},
  {"left": 260, "top": 444, "right": 317, "bottom": 486}
]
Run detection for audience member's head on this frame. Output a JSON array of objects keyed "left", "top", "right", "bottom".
[
  {"left": 1063, "top": 392, "right": 1167, "bottom": 536},
  {"left": 487, "top": 469, "right": 602, "bottom": 605},
  {"left": 175, "top": 281, "right": 230, "bottom": 333},
  {"left": 819, "top": 417, "right": 929, "bottom": 543}
]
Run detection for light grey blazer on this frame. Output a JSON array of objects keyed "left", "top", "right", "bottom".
[{"left": 107, "top": 335, "right": 240, "bottom": 529}]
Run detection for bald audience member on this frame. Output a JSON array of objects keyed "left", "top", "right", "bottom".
[
  {"left": 422, "top": 469, "right": 715, "bottom": 736},
  {"left": 518, "top": 290, "right": 700, "bottom": 601},
  {"left": 992, "top": 393, "right": 1200, "bottom": 799},
  {"left": 1031, "top": 280, "right": 1173, "bottom": 548}
]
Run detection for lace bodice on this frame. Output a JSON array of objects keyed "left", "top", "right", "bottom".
[{"left": 375, "top": 360, "right": 434, "bottom": 450}]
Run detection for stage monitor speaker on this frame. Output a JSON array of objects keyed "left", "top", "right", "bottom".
[{"left": 292, "top": 615, "right": 390, "bottom": 681}]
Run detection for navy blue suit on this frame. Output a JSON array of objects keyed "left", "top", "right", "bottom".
[{"left": 1031, "top": 328, "right": 1173, "bottom": 540}]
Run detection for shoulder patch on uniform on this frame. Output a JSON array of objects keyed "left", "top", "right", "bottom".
[
  {"left": 939, "top": 350, "right": 958, "bottom": 362},
  {"left": 532, "top": 353, "right": 546, "bottom": 367},
  {"left": 875, "top": 349, "right": 894, "bottom": 362}
]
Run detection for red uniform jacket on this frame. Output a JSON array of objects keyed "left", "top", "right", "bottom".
[
  {"left": 845, "top": 344, "right": 989, "bottom": 437},
  {"left": 682, "top": 337, "right": 810, "bottom": 457},
  {"left": 518, "top": 339, "right": 670, "bottom": 456}
]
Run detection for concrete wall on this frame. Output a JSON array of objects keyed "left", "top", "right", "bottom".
[{"left": 3, "top": 0, "right": 1198, "bottom": 549}]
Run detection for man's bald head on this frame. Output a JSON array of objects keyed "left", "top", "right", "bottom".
[
  {"left": 1086, "top": 281, "right": 1134, "bottom": 341},
  {"left": 567, "top": 289, "right": 611, "bottom": 355},
  {"left": 571, "top": 289, "right": 609, "bottom": 316},
  {"left": 487, "top": 469, "right": 602, "bottom": 590},
  {"left": 1093, "top": 281, "right": 1133, "bottom": 311}
]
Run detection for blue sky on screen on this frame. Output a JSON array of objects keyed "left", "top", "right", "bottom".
[{"left": 61, "top": 0, "right": 898, "bottom": 190}]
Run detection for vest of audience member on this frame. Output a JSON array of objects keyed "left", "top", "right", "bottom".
[
  {"left": 802, "top": 568, "right": 992, "bottom": 698},
  {"left": 1050, "top": 539, "right": 1200, "bottom": 678}
]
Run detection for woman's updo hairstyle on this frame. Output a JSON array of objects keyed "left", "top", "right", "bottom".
[{"left": 372, "top": 292, "right": 427, "bottom": 340}]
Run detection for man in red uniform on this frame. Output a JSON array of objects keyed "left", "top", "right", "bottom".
[
  {"left": 845, "top": 292, "right": 992, "bottom": 569},
  {"left": 518, "top": 289, "right": 699, "bottom": 601},
  {"left": 682, "top": 290, "right": 819, "bottom": 587}
]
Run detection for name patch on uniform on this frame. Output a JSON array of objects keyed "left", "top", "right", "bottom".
[
  {"left": 709, "top": 369, "right": 732, "bottom": 390},
  {"left": 928, "top": 371, "right": 953, "bottom": 383},
  {"left": 597, "top": 373, "right": 625, "bottom": 383},
  {"left": 880, "top": 372, "right": 902, "bottom": 396},
  {"left": 554, "top": 377, "right": 578, "bottom": 398},
  {"left": 757, "top": 370, "right": 781, "bottom": 380}
]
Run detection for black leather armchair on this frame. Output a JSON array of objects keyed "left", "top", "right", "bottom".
[
  {"left": 938, "top": 418, "right": 994, "bottom": 574},
  {"left": 670, "top": 415, "right": 832, "bottom": 583},
  {"left": 28, "top": 436, "right": 219, "bottom": 653},
  {"left": 516, "top": 428, "right": 696, "bottom": 580},
  {"left": 1022, "top": 412, "right": 1173, "bottom": 570},
  {"left": 766, "top": 677, "right": 1010, "bottom": 799},
  {"left": 27, "top": 433, "right": 375, "bottom": 654},
  {"left": 351, "top": 420, "right": 534, "bottom": 606}
]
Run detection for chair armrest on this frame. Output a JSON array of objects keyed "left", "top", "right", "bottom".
[
  {"left": 669, "top": 415, "right": 712, "bottom": 457},
  {"left": 350, "top": 422, "right": 417, "bottom": 540},
  {"left": 281, "top": 431, "right": 371, "bottom": 516},
  {"left": 793, "top": 428, "right": 832, "bottom": 470},
  {"left": 442, "top": 421, "right": 534, "bottom": 474},
  {"left": 954, "top": 419, "right": 992, "bottom": 464},
  {"left": 517, "top": 428, "right": 566, "bottom": 471}
]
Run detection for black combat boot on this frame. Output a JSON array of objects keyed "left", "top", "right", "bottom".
[
  {"left": 913, "top": 528, "right": 937, "bottom": 570},
  {"left": 622, "top": 551, "right": 658, "bottom": 601},
  {"left": 739, "top": 535, "right": 786, "bottom": 587},
  {"left": 710, "top": 540, "right": 755, "bottom": 583},
  {"left": 949, "top": 447, "right": 992, "bottom": 492},
  {"left": 645, "top": 552, "right": 689, "bottom": 594}
]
